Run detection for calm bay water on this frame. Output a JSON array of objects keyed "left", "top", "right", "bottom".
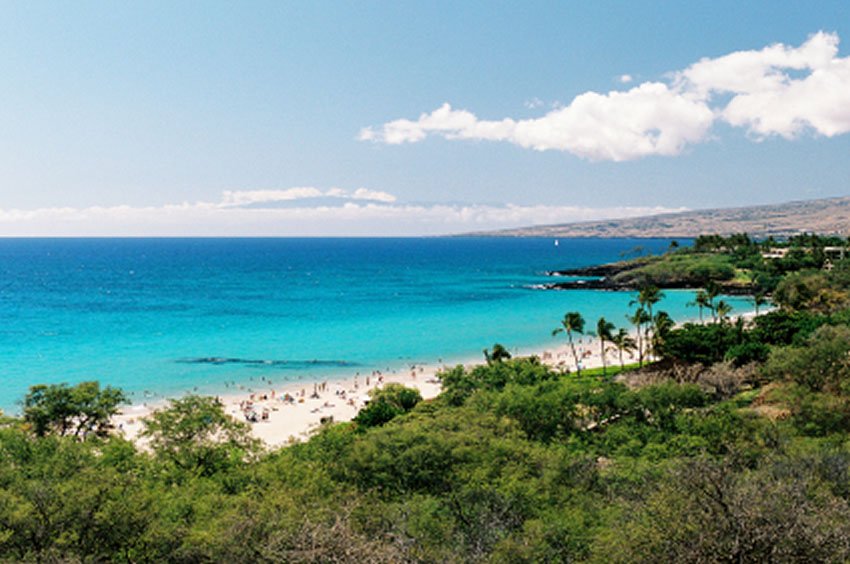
[{"left": 0, "top": 238, "right": 750, "bottom": 411}]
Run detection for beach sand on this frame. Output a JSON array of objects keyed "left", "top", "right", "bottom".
[
  {"left": 113, "top": 336, "right": 625, "bottom": 448},
  {"left": 114, "top": 363, "right": 445, "bottom": 448},
  {"left": 114, "top": 310, "right": 762, "bottom": 448}
]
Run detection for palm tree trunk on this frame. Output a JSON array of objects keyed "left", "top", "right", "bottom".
[
  {"left": 600, "top": 337, "right": 607, "bottom": 376},
  {"left": 568, "top": 330, "right": 581, "bottom": 376},
  {"left": 636, "top": 323, "right": 643, "bottom": 367}
]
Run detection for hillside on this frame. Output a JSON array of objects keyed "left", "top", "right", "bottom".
[{"left": 476, "top": 196, "right": 850, "bottom": 238}]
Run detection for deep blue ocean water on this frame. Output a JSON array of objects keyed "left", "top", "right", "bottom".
[{"left": 0, "top": 238, "right": 752, "bottom": 412}]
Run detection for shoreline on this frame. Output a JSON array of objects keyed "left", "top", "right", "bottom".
[
  {"left": 114, "top": 338, "right": 607, "bottom": 447},
  {"left": 115, "top": 360, "right": 449, "bottom": 447},
  {"left": 116, "top": 306, "right": 764, "bottom": 447}
]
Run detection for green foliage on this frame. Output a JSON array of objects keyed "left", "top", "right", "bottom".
[
  {"left": 354, "top": 384, "right": 422, "bottom": 428},
  {"left": 763, "top": 325, "right": 850, "bottom": 394},
  {"left": 614, "top": 252, "right": 737, "bottom": 286},
  {"left": 439, "top": 356, "right": 554, "bottom": 406},
  {"left": 141, "top": 395, "right": 259, "bottom": 476},
  {"left": 580, "top": 362, "right": 639, "bottom": 378},
  {"left": 826, "top": 258, "right": 850, "bottom": 288},
  {"left": 599, "top": 455, "right": 850, "bottom": 563},
  {"left": 693, "top": 233, "right": 756, "bottom": 253},
  {"left": 483, "top": 342, "right": 512, "bottom": 365},
  {"left": 491, "top": 378, "right": 624, "bottom": 443},
  {"left": 725, "top": 341, "right": 770, "bottom": 367},
  {"left": 658, "top": 322, "right": 746, "bottom": 365},
  {"left": 553, "top": 311, "right": 586, "bottom": 374},
  {"left": 788, "top": 386, "right": 850, "bottom": 437},
  {"left": 750, "top": 308, "right": 825, "bottom": 345},
  {"left": 774, "top": 269, "right": 849, "bottom": 312},
  {"left": 773, "top": 247, "right": 825, "bottom": 272},
  {"left": 3, "top": 352, "right": 850, "bottom": 562},
  {"left": 594, "top": 317, "right": 616, "bottom": 374},
  {"left": 23, "top": 381, "right": 125, "bottom": 438}
]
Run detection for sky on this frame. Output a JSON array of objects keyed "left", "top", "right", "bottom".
[{"left": 1, "top": 1, "right": 849, "bottom": 236}]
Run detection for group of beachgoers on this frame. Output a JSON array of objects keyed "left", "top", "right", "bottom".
[
  {"left": 114, "top": 346, "right": 616, "bottom": 447},
  {"left": 231, "top": 367, "right": 394, "bottom": 424}
]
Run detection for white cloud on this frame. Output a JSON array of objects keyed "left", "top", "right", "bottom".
[
  {"left": 677, "top": 31, "right": 839, "bottom": 98},
  {"left": 0, "top": 190, "right": 684, "bottom": 236},
  {"left": 220, "top": 187, "right": 324, "bottom": 206},
  {"left": 361, "top": 32, "right": 850, "bottom": 159},
  {"left": 359, "top": 85, "right": 714, "bottom": 162},
  {"left": 678, "top": 31, "right": 850, "bottom": 139},
  {"left": 350, "top": 188, "right": 397, "bottom": 203},
  {"left": 219, "top": 187, "right": 397, "bottom": 206},
  {"left": 524, "top": 97, "right": 545, "bottom": 109},
  {"left": 619, "top": 74, "right": 633, "bottom": 84}
]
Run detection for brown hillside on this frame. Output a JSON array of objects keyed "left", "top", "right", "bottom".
[{"left": 474, "top": 196, "right": 850, "bottom": 238}]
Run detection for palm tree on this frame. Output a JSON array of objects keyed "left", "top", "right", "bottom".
[
  {"left": 752, "top": 290, "right": 769, "bottom": 316},
  {"left": 650, "top": 311, "right": 675, "bottom": 358},
  {"left": 705, "top": 281, "right": 720, "bottom": 322},
  {"left": 627, "top": 307, "right": 651, "bottom": 367},
  {"left": 634, "top": 285, "right": 665, "bottom": 320},
  {"left": 553, "top": 312, "right": 585, "bottom": 376},
  {"left": 612, "top": 328, "right": 636, "bottom": 369},
  {"left": 689, "top": 289, "right": 712, "bottom": 322},
  {"left": 631, "top": 285, "right": 665, "bottom": 355},
  {"left": 594, "top": 317, "right": 616, "bottom": 376},
  {"left": 483, "top": 343, "right": 511, "bottom": 365},
  {"left": 716, "top": 300, "right": 733, "bottom": 324}
]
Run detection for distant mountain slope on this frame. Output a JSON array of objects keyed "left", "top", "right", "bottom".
[{"left": 474, "top": 196, "right": 850, "bottom": 238}]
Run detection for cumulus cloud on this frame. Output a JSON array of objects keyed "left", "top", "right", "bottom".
[
  {"left": 0, "top": 189, "right": 683, "bottom": 236},
  {"left": 360, "top": 86, "right": 714, "bottom": 162},
  {"left": 360, "top": 32, "right": 850, "bottom": 159},
  {"left": 677, "top": 31, "right": 850, "bottom": 138}
]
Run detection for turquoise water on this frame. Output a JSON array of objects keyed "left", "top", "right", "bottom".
[{"left": 0, "top": 238, "right": 751, "bottom": 412}]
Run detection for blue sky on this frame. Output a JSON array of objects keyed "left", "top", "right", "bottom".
[{"left": 1, "top": 1, "right": 849, "bottom": 235}]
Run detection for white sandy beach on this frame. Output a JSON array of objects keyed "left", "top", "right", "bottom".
[
  {"left": 114, "top": 335, "right": 631, "bottom": 447},
  {"left": 115, "top": 310, "right": 763, "bottom": 448}
]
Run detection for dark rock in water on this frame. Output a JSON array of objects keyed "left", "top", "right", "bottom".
[
  {"left": 541, "top": 279, "right": 628, "bottom": 291},
  {"left": 540, "top": 276, "right": 754, "bottom": 294},
  {"left": 176, "top": 357, "right": 357, "bottom": 369},
  {"left": 547, "top": 261, "right": 635, "bottom": 278}
]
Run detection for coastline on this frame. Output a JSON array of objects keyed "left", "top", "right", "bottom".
[
  {"left": 115, "top": 304, "right": 763, "bottom": 447},
  {"left": 114, "top": 338, "right": 613, "bottom": 447},
  {"left": 113, "top": 324, "right": 684, "bottom": 448}
]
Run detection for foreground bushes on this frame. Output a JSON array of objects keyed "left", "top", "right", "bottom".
[{"left": 4, "top": 353, "right": 850, "bottom": 562}]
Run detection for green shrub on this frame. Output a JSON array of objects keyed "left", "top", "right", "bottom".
[
  {"left": 725, "top": 341, "right": 770, "bottom": 367},
  {"left": 763, "top": 325, "right": 850, "bottom": 393},
  {"left": 354, "top": 384, "right": 422, "bottom": 428}
]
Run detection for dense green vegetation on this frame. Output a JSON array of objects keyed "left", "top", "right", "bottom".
[
  {"left": 4, "top": 233, "right": 850, "bottom": 562},
  {"left": 611, "top": 251, "right": 738, "bottom": 287},
  {"left": 609, "top": 232, "right": 850, "bottom": 295}
]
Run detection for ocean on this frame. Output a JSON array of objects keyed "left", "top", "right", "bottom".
[{"left": 0, "top": 237, "right": 751, "bottom": 412}]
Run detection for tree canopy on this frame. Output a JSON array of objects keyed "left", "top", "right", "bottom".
[{"left": 23, "top": 381, "right": 125, "bottom": 438}]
